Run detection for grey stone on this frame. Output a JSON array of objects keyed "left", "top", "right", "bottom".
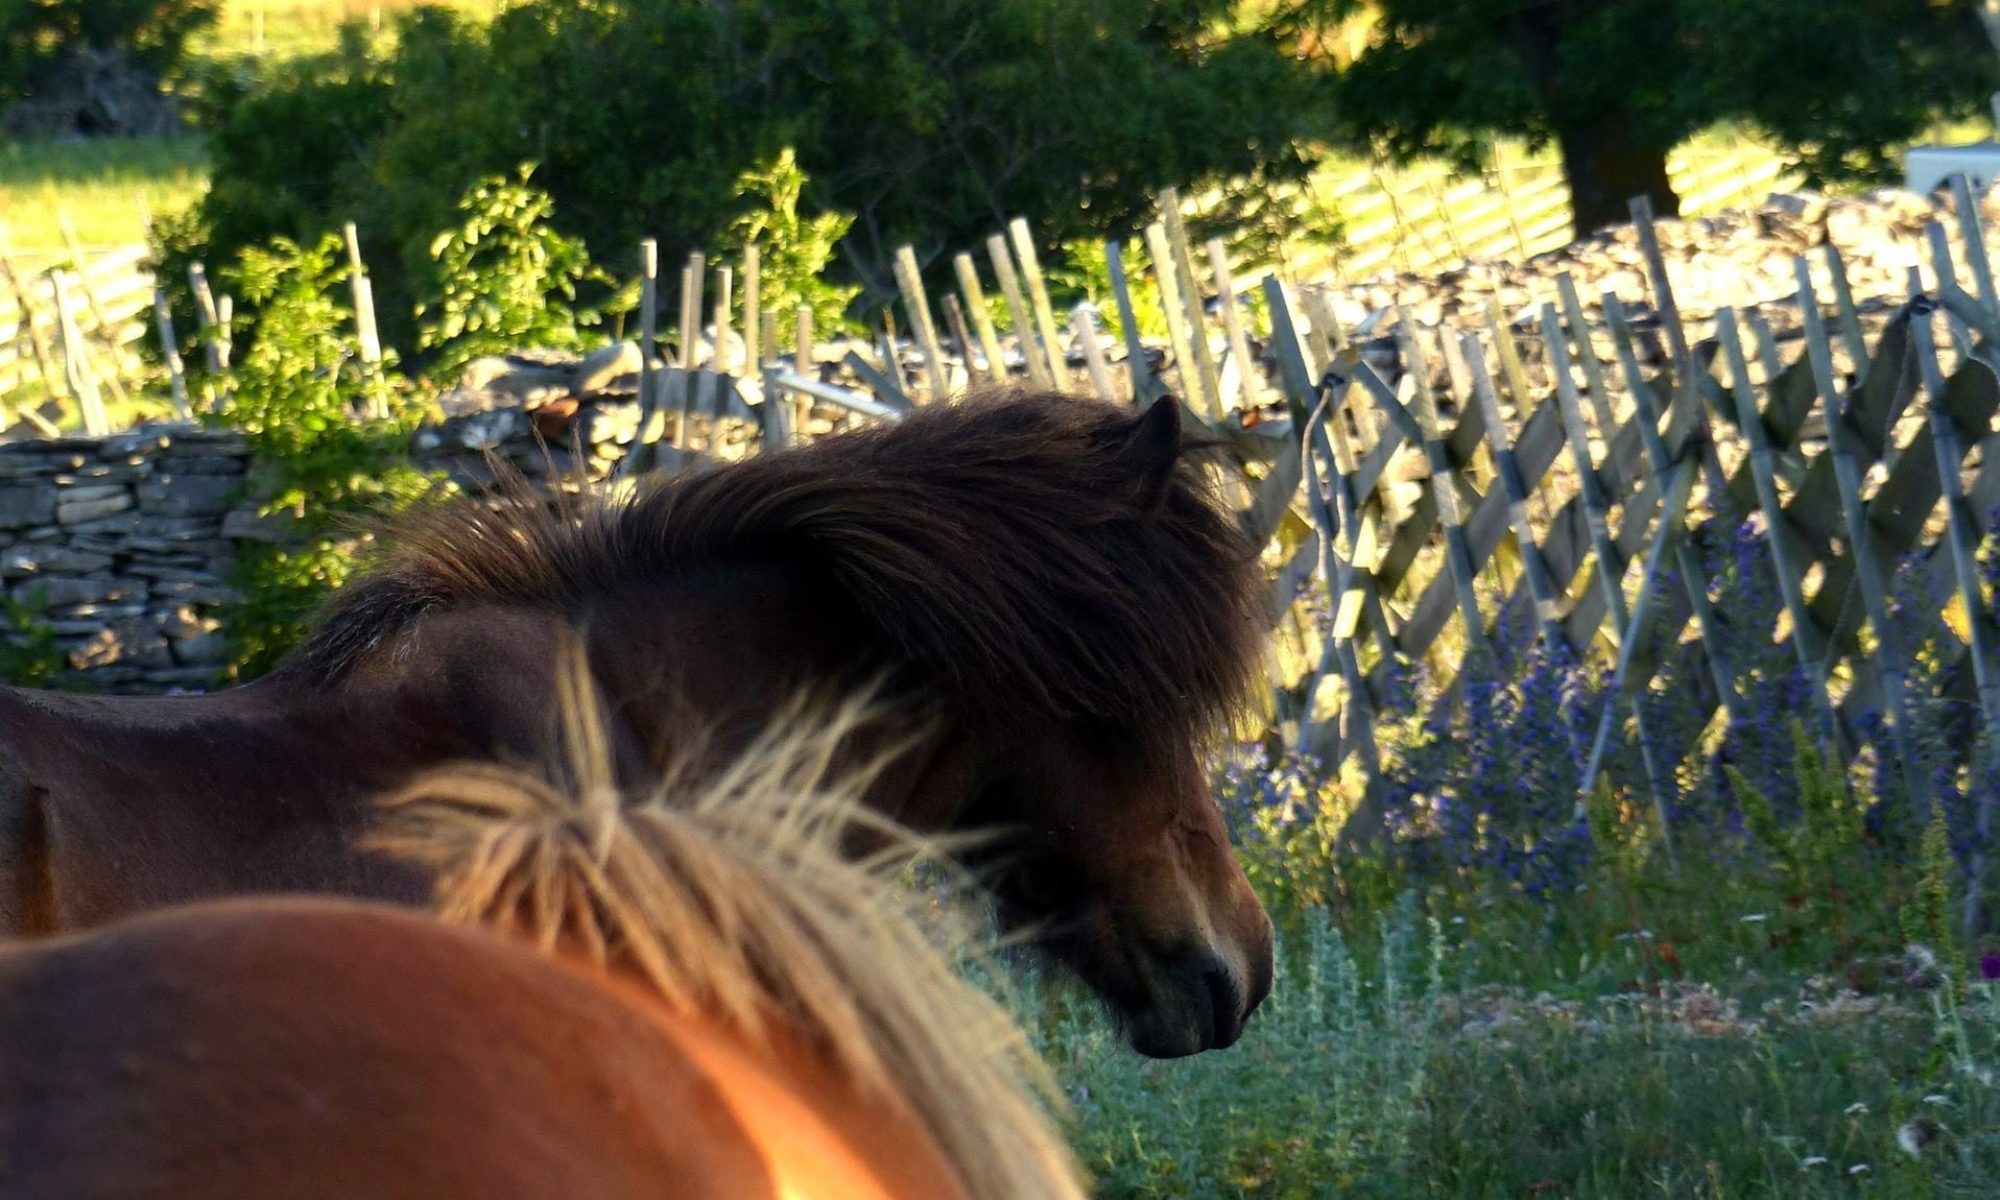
[
  {"left": 102, "top": 430, "right": 173, "bottom": 457},
  {"left": 68, "top": 513, "right": 144, "bottom": 538},
  {"left": 56, "top": 489, "right": 134, "bottom": 525},
  {"left": 0, "top": 483, "right": 56, "bottom": 529},
  {"left": 143, "top": 667, "right": 222, "bottom": 688},
  {"left": 138, "top": 476, "right": 239, "bottom": 518},
  {"left": 2, "top": 546, "right": 113, "bottom": 577},
  {"left": 169, "top": 632, "right": 229, "bottom": 668},
  {"left": 155, "top": 456, "right": 249, "bottom": 475},
  {"left": 573, "top": 341, "right": 642, "bottom": 396}
]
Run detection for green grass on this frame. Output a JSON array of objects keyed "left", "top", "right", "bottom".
[
  {"left": 0, "top": 136, "right": 208, "bottom": 261},
  {"left": 1033, "top": 901, "right": 1998, "bottom": 1198},
  {"left": 198, "top": 0, "right": 504, "bottom": 60}
]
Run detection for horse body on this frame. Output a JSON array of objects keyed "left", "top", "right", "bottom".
[
  {"left": 0, "top": 899, "right": 963, "bottom": 1200},
  {"left": 0, "top": 392, "right": 1276, "bottom": 1056},
  {"left": 0, "top": 673, "right": 1084, "bottom": 1199}
]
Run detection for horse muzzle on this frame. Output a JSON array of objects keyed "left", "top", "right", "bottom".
[{"left": 1126, "top": 948, "right": 1265, "bottom": 1058}]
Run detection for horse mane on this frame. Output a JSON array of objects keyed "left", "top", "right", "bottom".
[
  {"left": 368, "top": 649, "right": 1087, "bottom": 1200},
  {"left": 283, "top": 389, "right": 1265, "bottom": 748}
]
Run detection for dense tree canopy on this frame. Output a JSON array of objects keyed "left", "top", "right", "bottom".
[
  {"left": 1282, "top": 0, "right": 1999, "bottom": 232},
  {"left": 178, "top": 0, "right": 1318, "bottom": 350},
  {"left": 0, "top": 0, "right": 215, "bottom": 131}
]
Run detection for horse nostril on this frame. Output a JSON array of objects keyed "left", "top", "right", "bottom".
[{"left": 1201, "top": 959, "right": 1245, "bottom": 1048}]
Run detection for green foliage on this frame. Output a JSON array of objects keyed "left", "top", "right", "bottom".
[
  {"left": 1903, "top": 813, "right": 1959, "bottom": 967},
  {"left": 1284, "top": 0, "right": 1998, "bottom": 229},
  {"left": 0, "top": 590, "right": 67, "bottom": 687},
  {"left": 716, "top": 149, "right": 860, "bottom": 346},
  {"left": 0, "top": 0, "right": 216, "bottom": 111},
  {"left": 416, "top": 164, "right": 616, "bottom": 381},
  {"left": 197, "top": 231, "right": 440, "bottom": 678},
  {"left": 180, "top": 0, "right": 1320, "bottom": 339}
]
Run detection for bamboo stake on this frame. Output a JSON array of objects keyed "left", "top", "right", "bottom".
[
  {"left": 741, "top": 245, "right": 760, "bottom": 371},
  {"left": 1206, "top": 237, "right": 1259, "bottom": 410},
  {"left": 55, "top": 213, "right": 132, "bottom": 408},
  {"left": 0, "top": 227, "right": 62, "bottom": 412},
  {"left": 892, "top": 245, "right": 949, "bottom": 401},
  {"left": 1072, "top": 303, "right": 1117, "bottom": 403},
  {"left": 1792, "top": 259, "right": 1927, "bottom": 813},
  {"left": 952, "top": 253, "right": 1008, "bottom": 385},
  {"left": 1603, "top": 291, "right": 1743, "bottom": 722},
  {"left": 1952, "top": 173, "right": 1998, "bottom": 323},
  {"left": 619, "top": 240, "right": 662, "bottom": 480},
  {"left": 712, "top": 264, "right": 734, "bottom": 376},
  {"left": 1397, "top": 308, "right": 1488, "bottom": 659},
  {"left": 1716, "top": 307, "right": 1842, "bottom": 757},
  {"left": 940, "top": 294, "right": 976, "bottom": 389},
  {"left": 1104, "top": 241, "right": 1155, "bottom": 405},
  {"left": 1910, "top": 308, "right": 2000, "bottom": 932},
  {"left": 153, "top": 286, "right": 190, "bottom": 419},
  {"left": 343, "top": 222, "right": 386, "bottom": 420},
  {"left": 1144, "top": 223, "right": 1198, "bottom": 409},
  {"left": 1157, "top": 188, "right": 1222, "bottom": 421},
  {"left": 1008, "top": 217, "right": 1071, "bottom": 390},
  {"left": 1631, "top": 195, "right": 1730, "bottom": 502},
  {"left": 51, "top": 271, "right": 107, "bottom": 435},
  {"left": 986, "top": 234, "right": 1049, "bottom": 387}
]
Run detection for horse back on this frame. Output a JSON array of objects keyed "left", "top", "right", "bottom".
[
  {"left": 0, "top": 683, "right": 426, "bottom": 935},
  {"left": 0, "top": 898, "right": 778, "bottom": 1199}
]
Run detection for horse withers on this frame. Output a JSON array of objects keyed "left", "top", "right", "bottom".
[
  {"left": 0, "top": 391, "right": 1274, "bottom": 1057},
  {"left": 0, "top": 680, "right": 1085, "bottom": 1199}
]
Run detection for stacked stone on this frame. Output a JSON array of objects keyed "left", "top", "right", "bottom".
[
  {"left": 0, "top": 426, "right": 248, "bottom": 693},
  {"left": 1314, "top": 188, "right": 1974, "bottom": 343}
]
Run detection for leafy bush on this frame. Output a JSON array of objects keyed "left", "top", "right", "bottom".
[
  {"left": 0, "top": 0, "right": 216, "bottom": 128},
  {"left": 175, "top": 0, "right": 1319, "bottom": 342},
  {"left": 0, "top": 589, "right": 68, "bottom": 687},
  {"left": 417, "top": 164, "right": 618, "bottom": 381},
  {"left": 715, "top": 148, "right": 860, "bottom": 346},
  {"left": 197, "top": 231, "right": 440, "bottom": 677}
]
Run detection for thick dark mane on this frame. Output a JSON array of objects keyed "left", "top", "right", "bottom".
[{"left": 282, "top": 390, "right": 1264, "bottom": 747}]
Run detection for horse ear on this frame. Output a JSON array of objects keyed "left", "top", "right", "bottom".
[{"left": 1115, "top": 395, "right": 1183, "bottom": 509}]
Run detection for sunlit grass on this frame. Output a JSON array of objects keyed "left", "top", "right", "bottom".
[
  {"left": 0, "top": 137, "right": 208, "bottom": 263},
  {"left": 198, "top": 0, "right": 505, "bottom": 60}
]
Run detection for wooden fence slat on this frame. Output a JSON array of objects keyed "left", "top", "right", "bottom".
[
  {"left": 1910, "top": 308, "right": 2000, "bottom": 931},
  {"left": 1157, "top": 188, "right": 1223, "bottom": 422},
  {"left": 1206, "top": 238, "right": 1259, "bottom": 411},
  {"left": 952, "top": 253, "right": 1009, "bottom": 386},
  {"left": 1104, "top": 241, "right": 1155, "bottom": 404},
  {"left": 1793, "top": 256, "right": 1928, "bottom": 810},
  {"left": 1717, "top": 308, "right": 1842, "bottom": 757},
  {"left": 892, "top": 245, "right": 949, "bottom": 401},
  {"left": 986, "top": 234, "right": 1050, "bottom": 388},
  {"left": 1008, "top": 218, "right": 1071, "bottom": 391}
]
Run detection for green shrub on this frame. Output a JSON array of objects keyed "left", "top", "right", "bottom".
[
  {"left": 0, "top": 589, "right": 67, "bottom": 687},
  {"left": 197, "top": 231, "right": 440, "bottom": 678},
  {"left": 174, "top": 0, "right": 1319, "bottom": 345},
  {"left": 416, "top": 164, "right": 618, "bottom": 381}
]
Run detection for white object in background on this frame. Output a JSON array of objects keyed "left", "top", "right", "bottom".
[{"left": 1904, "top": 142, "right": 2000, "bottom": 196}]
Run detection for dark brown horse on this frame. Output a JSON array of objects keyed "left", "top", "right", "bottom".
[
  {"left": 0, "top": 687, "right": 1087, "bottom": 1199},
  {"left": 0, "top": 390, "right": 1272, "bottom": 1057}
]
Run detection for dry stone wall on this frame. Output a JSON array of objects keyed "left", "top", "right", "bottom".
[{"left": 0, "top": 395, "right": 654, "bottom": 694}]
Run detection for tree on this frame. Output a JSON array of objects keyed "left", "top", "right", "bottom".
[
  {"left": 173, "top": 0, "right": 1319, "bottom": 350},
  {"left": 1280, "top": 1, "right": 1998, "bottom": 234},
  {"left": 0, "top": 0, "right": 216, "bottom": 133}
]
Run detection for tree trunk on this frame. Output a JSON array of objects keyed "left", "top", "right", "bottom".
[{"left": 1553, "top": 112, "right": 1680, "bottom": 236}]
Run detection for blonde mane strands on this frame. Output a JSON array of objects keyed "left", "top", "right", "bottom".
[{"left": 370, "top": 647, "right": 1086, "bottom": 1200}]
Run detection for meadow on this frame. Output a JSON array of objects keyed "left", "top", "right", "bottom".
[{"left": 8, "top": 5, "right": 2000, "bottom": 1196}]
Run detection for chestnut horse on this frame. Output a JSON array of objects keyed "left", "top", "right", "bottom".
[
  {"left": 0, "top": 674, "right": 1085, "bottom": 1199},
  {"left": 0, "top": 391, "right": 1272, "bottom": 1056}
]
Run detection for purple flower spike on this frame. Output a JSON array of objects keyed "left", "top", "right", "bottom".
[{"left": 1979, "top": 951, "right": 2000, "bottom": 982}]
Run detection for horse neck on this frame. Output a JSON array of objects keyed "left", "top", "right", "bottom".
[{"left": 577, "top": 955, "right": 973, "bottom": 1200}]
